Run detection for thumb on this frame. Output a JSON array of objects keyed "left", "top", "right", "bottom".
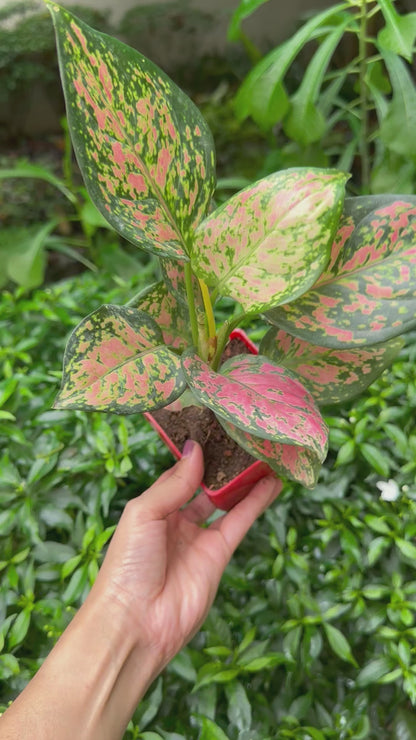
[{"left": 140, "top": 440, "right": 204, "bottom": 518}]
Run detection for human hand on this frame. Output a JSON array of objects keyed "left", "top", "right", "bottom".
[
  {"left": 0, "top": 442, "right": 281, "bottom": 740},
  {"left": 93, "top": 440, "right": 282, "bottom": 668}
]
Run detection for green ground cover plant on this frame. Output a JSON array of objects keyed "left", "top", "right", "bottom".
[{"left": 1, "top": 269, "right": 416, "bottom": 738}]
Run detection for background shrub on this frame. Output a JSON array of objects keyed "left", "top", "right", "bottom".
[{"left": 1, "top": 265, "right": 416, "bottom": 737}]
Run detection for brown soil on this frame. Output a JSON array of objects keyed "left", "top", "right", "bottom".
[{"left": 152, "top": 338, "right": 256, "bottom": 489}]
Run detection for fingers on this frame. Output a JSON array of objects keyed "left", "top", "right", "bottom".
[
  {"left": 182, "top": 490, "right": 216, "bottom": 524},
  {"left": 138, "top": 441, "right": 204, "bottom": 519},
  {"left": 210, "top": 476, "right": 282, "bottom": 555}
]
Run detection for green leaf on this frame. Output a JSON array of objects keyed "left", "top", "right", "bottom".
[
  {"left": 396, "top": 538, "right": 416, "bottom": 562},
  {"left": 47, "top": 2, "right": 215, "bottom": 259},
  {"left": 378, "top": 52, "right": 416, "bottom": 160},
  {"left": 260, "top": 327, "right": 403, "bottom": 405},
  {"left": 283, "top": 21, "right": 349, "bottom": 145},
  {"left": 392, "top": 708, "right": 416, "bottom": 740},
  {"left": 55, "top": 305, "right": 185, "bottom": 413},
  {"left": 234, "top": 4, "right": 346, "bottom": 129},
  {"left": 194, "top": 663, "right": 240, "bottom": 690},
  {"left": 323, "top": 623, "right": 357, "bottom": 666},
  {"left": 267, "top": 194, "right": 416, "bottom": 347},
  {"left": 192, "top": 168, "right": 347, "bottom": 313},
  {"left": 367, "top": 536, "right": 391, "bottom": 566},
  {"left": 8, "top": 609, "right": 31, "bottom": 650},
  {"left": 377, "top": 0, "right": 416, "bottom": 62},
  {"left": 356, "top": 656, "right": 393, "bottom": 686},
  {"left": 227, "top": 0, "right": 271, "bottom": 42},
  {"left": 225, "top": 681, "right": 252, "bottom": 731},
  {"left": 182, "top": 351, "right": 328, "bottom": 487},
  {"left": 0, "top": 160, "right": 77, "bottom": 204},
  {"left": 0, "top": 222, "right": 55, "bottom": 289},
  {"left": 198, "top": 717, "right": 231, "bottom": 740},
  {"left": 360, "top": 443, "right": 390, "bottom": 476}
]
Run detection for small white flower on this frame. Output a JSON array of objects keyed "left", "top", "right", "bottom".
[{"left": 376, "top": 479, "right": 400, "bottom": 502}]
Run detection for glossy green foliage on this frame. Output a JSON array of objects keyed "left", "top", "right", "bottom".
[
  {"left": 232, "top": 0, "right": 416, "bottom": 193},
  {"left": 2, "top": 271, "right": 416, "bottom": 735},
  {"left": 47, "top": 1, "right": 216, "bottom": 260}
]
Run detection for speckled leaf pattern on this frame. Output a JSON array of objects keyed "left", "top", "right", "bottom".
[
  {"left": 47, "top": 3, "right": 215, "bottom": 260},
  {"left": 219, "top": 420, "right": 322, "bottom": 488},
  {"left": 159, "top": 257, "right": 204, "bottom": 312},
  {"left": 191, "top": 168, "right": 347, "bottom": 313},
  {"left": 182, "top": 351, "right": 328, "bottom": 483},
  {"left": 129, "top": 280, "right": 191, "bottom": 350},
  {"left": 260, "top": 327, "right": 404, "bottom": 405},
  {"left": 54, "top": 305, "right": 185, "bottom": 412},
  {"left": 266, "top": 195, "right": 416, "bottom": 347}
]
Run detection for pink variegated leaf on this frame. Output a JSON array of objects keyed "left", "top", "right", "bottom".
[
  {"left": 182, "top": 351, "right": 328, "bottom": 486},
  {"left": 266, "top": 195, "right": 416, "bottom": 347},
  {"left": 219, "top": 421, "right": 322, "bottom": 488},
  {"left": 191, "top": 168, "right": 347, "bottom": 313},
  {"left": 55, "top": 305, "right": 185, "bottom": 413},
  {"left": 159, "top": 257, "right": 204, "bottom": 313},
  {"left": 47, "top": 3, "right": 215, "bottom": 260},
  {"left": 260, "top": 327, "right": 404, "bottom": 405},
  {"left": 129, "top": 281, "right": 191, "bottom": 350}
]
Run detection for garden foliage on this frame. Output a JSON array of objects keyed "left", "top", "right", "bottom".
[
  {"left": 231, "top": 0, "right": 416, "bottom": 193},
  {"left": 2, "top": 1, "right": 416, "bottom": 737},
  {"left": 1, "top": 272, "right": 416, "bottom": 738}
]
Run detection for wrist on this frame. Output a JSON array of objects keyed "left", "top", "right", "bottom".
[
  {"left": 69, "top": 587, "right": 164, "bottom": 737},
  {"left": 0, "top": 586, "right": 164, "bottom": 740}
]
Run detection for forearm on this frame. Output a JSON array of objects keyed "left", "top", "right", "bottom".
[{"left": 0, "top": 590, "right": 163, "bottom": 740}]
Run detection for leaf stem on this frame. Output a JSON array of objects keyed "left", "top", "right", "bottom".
[
  {"left": 211, "top": 312, "right": 252, "bottom": 371},
  {"left": 184, "top": 262, "right": 200, "bottom": 350},
  {"left": 198, "top": 279, "right": 216, "bottom": 339},
  {"left": 358, "top": 0, "right": 370, "bottom": 192}
]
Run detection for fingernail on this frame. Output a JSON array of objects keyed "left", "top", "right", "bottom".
[{"left": 182, "top": 439, "right": 196, "bottom": 458}]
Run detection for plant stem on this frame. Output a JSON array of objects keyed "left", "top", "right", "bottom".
[
  {"left": 211, "top": 312, "right": 252, "bottom": 371},
  {"left": 358, "top": 0, "right": 370, "bottom": 192},
  {"left": 184, "top": 262, "right": 200, "bottom": 350},
  {"left": 198, "top": 279, "right": 216, "bottom": 339}
]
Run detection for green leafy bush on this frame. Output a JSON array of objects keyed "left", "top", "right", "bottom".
[
  {"left": 1, "top": 266, "right": 416, "bottom": 737},
  {"left": 231, "top": 0, "right": 416, "bottom": 193}
]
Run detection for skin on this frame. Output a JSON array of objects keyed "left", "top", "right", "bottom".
[{"left": 0, "top": 441, "right": 281, "bottom": 740}]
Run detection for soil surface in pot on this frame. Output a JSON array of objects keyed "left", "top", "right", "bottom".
[{"left": 152, "top": 338, "right": 257, "bottom": 489}]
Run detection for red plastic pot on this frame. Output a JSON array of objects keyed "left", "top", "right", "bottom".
[{"left": 144, "top": 329, "right": 274, "bottom": 510}]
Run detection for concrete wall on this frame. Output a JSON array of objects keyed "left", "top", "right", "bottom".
[
  {"left": 1, "top": 0, "right": 337, "bottom": 138},
  {"left": 2, "top": 0, "right": 336, "bottom": 50}
]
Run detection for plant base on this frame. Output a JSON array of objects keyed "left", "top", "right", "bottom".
[{"left": 145, "top": 330, "right": 275, "bottom": 510}]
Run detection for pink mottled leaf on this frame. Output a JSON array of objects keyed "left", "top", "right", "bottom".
[
  {"left": 47, "top": 3, "right": 215, "bottom": 260},
  {"left": 55, "top": 305, "right": 185, "bottom": 413},
  {"left": 182, "top": 351, "right": 328, "bottom": 487},
  {"left": 129, "top": 280, "right": 191, "bottom": 350},
  {"left": 159, "top": 258, "right": 204, "bottom": 313},
  {"left": 191, "top": 168, "right": 347, "bottom": 313},
  {"left": 266, "top": 195, "right": 416, "bottom": 347},
  {"left": 260, "top": 327, "right": 404, "bottom": 405},
  {"left": 220, "top": 421, "right": 322, "bottom": 488}
]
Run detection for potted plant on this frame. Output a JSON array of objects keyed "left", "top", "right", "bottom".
[{"left": 47, "top": 2, "right": 416, "bottom": 509}]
